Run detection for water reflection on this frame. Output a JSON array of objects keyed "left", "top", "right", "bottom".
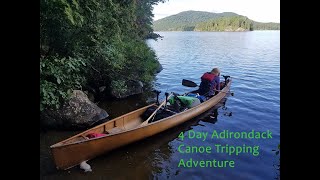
[{"left": 198, "top": 97, "right": 232, "bottom": 124}]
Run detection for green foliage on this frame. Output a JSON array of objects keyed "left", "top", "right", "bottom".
[
  {"left": 121, "top": 39, "right": 159, "bottom": 82},
  {"left": 194, "top": 16, "right": 253, "bottom": 31},
  {"left": 153, "top": 11, "right": 280, "bottom": 31},
  {"left": 130, "top": 0, "right": 167, "bottom": 39},
  {"left": 40, "top": 0, "right": 166, "bottom": 111},
  {"left": 111, "top": 79, "right": 128, "bottom": 95},
  {"left": 40, "top": 56, "right": 86, "bottom": 111},
  {"left": 40, "top": 0, "right": 84, "bottom": 56}
]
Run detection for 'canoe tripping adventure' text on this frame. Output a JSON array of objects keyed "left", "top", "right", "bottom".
[{"left": 176, "top": 130, "right": 272, "bottom": 168}]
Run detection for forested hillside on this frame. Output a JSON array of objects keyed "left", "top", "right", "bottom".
[
  {"left": 194, "top": 16, "right": 253, "bottom": 31},
  {"left": 253, "top": 22, "right": 280, "bottom": 30},
  {"left": 153, "top": 11, "right": 238, "bottom": 31},
  {"left": 153, "top": 11, "right": 280, "bottom": 31}
]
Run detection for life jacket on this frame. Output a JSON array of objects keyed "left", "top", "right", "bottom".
[{"left": 199, "top": 72, "right": 216, "bottom": 96}]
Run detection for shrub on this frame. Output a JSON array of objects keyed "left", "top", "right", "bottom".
[{"left": 40, "top": 56, "right": 86, "bottom": 111}]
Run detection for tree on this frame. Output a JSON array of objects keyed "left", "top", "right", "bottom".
[{"left": 40, "top": 0, "right": 167, "bottom": 111}]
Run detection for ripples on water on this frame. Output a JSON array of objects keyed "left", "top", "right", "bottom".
[
  {"left": 40, "top": 31, "right": 280, "bottom": 180},
  {"left": 146, "top": 31, "right": 280, "bottom": 180}
]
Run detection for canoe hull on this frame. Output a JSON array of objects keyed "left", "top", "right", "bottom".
[{"left": 50, "top": 80, "right": 232, "bottom": 170}]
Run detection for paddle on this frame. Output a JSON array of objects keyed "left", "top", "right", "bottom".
[
  {"left": 182, "top": 79, "right": 198, "bottom": 87},
  {"left": 139, "top": 93, "right": 173, "bottom": 127}
]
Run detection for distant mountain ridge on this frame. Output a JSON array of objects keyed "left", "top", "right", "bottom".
[{"left": 153, "top": 10, "right": 280, "bottom": 31}]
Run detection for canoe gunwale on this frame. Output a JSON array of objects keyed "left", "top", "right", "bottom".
[
  {"left": 50, "top": 80, "right": 232, "bottom": 170},
  {"left": 50, "top": 79, "right": 232, "bottom": 149},
  {"left": 50, "top": 103, "right": 156, "bottom": 148}
]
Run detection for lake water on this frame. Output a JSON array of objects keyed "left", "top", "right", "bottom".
[{"left": 40, "top": 31, "right": 280, "bottom": 179}]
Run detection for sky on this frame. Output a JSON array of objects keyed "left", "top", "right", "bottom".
[{"left": 153, "top": 0, "right": 280, "bottom": 23}]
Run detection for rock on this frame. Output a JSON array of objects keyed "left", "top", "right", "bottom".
[
  {"left": 99, "top": 86, "right": 106, "bottom": 93},
  {"left": 83, "top": 91, "right": 95, "bottom": 102},
  {"left": 87, "top": 92, "right": 95, "bottom": 102},
  {"left": 156, "top": 63, "right": 163, "bottom": 73},
  {"left": 41, "top": 90, "right": 109, "bottom": 130},
  {"left": 145, "top": 32, "right": 164, "bottom": 40},
  {"left": 235, "top": 27, "right": 246, "bottom": 32},
  {"left": 111, "top": 80, "right": 144, "bottom": 99},
  {"left": 138, "top": 81, "right": 143, "bottom": 88}
]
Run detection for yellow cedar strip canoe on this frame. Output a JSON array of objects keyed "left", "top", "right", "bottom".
[{"left": 50, "top": 79, "right": 232, "bottom": 170}]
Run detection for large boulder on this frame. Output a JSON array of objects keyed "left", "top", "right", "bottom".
[
  {"left": 111, "top": 80, "right": 144, "bottom": 99},
  {"left": 41, "top": 90, "right": 109, "bottom": 130}
]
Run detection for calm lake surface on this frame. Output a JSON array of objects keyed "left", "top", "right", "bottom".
[{"left": 40, "top": 31, "right": 280, "bottom": 180}]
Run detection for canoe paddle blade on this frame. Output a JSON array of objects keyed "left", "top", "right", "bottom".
[{"left": 182, "top": 79, "right": 198, "bottom": 87}]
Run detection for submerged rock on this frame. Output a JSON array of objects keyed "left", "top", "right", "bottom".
[{"left": 41, "top": 90, "right": 109, "bottom": 130}]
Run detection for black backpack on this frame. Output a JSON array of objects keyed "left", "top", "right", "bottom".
[
  {"left": 141, "top": 105, "right": 175, "bottom": 123},
  {"left": 199, "top": 79, "right": 212, "bottom": 96}
]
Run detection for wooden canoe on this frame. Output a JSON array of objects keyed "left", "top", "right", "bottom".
[{"left": 50, "top": 79, "right": 232, "bottom": 170}]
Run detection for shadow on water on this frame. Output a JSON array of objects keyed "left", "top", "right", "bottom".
[
  {"left": 197, "top": 97, "right": 231, "bottom": 124},
  {"left": 98, "top": 92, "right": 156, "bottom": 119},
  {"left": 40, "top": 97, "right": 232, "bottom": 180}
]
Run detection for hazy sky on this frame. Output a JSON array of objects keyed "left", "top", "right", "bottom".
[{"left": 153, "top": 0, "right": 280, "bottom": 23}]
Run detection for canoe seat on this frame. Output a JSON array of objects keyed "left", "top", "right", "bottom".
[{"left": 105, "top": 127, "right": 124, "bottom": 134}]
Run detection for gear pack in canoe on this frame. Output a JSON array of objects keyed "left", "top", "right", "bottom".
[
  {"left": 141, "top": 93, "right": 202, "bottom": 123},
  {"left": 141, "top": 75, "right": 231, "bottom": 124}
]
